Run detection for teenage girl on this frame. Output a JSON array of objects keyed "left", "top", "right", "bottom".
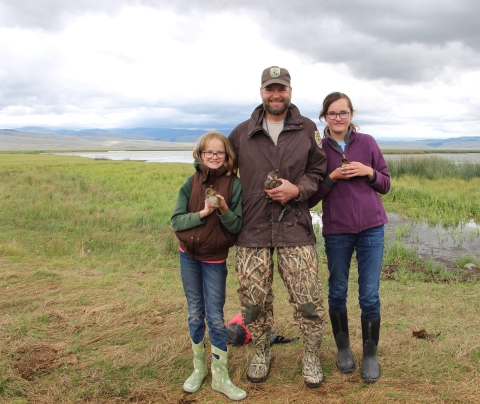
[
  {"left": 309, "top": 92, "right": 390, "bottom": 383},
  {"left": 171, "top": 131, "right": 246, "bottom": 401}
]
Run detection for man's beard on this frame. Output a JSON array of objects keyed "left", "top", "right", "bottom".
[{"left": 262, "top": 97, "right": 290, "bottom": 116}]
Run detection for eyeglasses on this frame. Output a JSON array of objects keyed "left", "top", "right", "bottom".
[
  {"left": 326, "top": 111, "right": 350, "bottom": 120},
  {"left": 202, "top": 151, "right": 226, "bottom": 158}
]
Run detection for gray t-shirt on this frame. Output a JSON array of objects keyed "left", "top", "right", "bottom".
[{"left": 263, "top": 119, "right": 284, "bottom": 146}]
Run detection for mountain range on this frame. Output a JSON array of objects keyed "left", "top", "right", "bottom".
[{"left": 1, "top": 127, "right": 480, "bottom": 151}]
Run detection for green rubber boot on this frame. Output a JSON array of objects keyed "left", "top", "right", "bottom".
[
  {"left": 183, "top": 339, "right": 208, "bottom": 393},
  {"left": 211, "top": 345, "right": 247, "bottom": 401}
]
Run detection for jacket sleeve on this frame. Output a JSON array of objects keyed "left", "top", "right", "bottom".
[
  {"left": 296, "top": 126, "right": 328, "bottom": 202},
  {"left": 171, "top": 177, "right": 204, "bottom": 232},
  {"left": 308, "top": 175, "right": 336, "bottom": 208},
  {"left": 368, "top": 138, "right": 390, "bottom": 195},
  {"left": 217, "top": 177, "right": 243, "bottom": 234}
]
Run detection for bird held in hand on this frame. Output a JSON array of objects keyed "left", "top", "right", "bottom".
[
  {"left": 264, "top": 171, "right": 283, "bottom": 190},
  {"left": 205, "top": 188, "right": 219, "bottom": 206},
  {"left": 264, "top": 171, "right": 291, "bottom": 221}
]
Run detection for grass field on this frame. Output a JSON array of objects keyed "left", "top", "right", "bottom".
[{"left": 1, "top": 154, "right": 479, "bottom": 403}]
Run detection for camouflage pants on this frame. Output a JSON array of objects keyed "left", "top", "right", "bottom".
[{"left": 236, "top": 245, "right": 326, "bottom": 346}]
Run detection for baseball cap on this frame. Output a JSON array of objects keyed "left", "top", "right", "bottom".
[{"left": 261, "top": 66, "right": 291, "bottom": 88}]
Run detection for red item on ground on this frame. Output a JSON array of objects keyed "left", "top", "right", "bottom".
[{"left": 226, "top": 313, "right": 251, "bottom": 346}]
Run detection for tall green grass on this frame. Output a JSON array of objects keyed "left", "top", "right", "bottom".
[
  {"left": 385, "top": 155, "right": 480, "bottom": 180},
  {"left": 380, "top": 157, "right": 480, "bottom": 226},
  {"left": 0, "top": 154, "right": 191, "bottom": 270}
]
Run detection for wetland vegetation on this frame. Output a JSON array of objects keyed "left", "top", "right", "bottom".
[{"left": 0, "top": 153, "right": 479, "bottom": 403}]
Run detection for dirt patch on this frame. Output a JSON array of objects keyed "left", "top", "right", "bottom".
[{"left": 12, "top": 343, "right": 78, "bottom": 380}]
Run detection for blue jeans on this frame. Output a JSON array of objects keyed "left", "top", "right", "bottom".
[
  {"left": 179, "top": 251, "right": 228, "bottom": 350},
  {"left": 324, "top": 225, "right": 384, "bottom": 320}
]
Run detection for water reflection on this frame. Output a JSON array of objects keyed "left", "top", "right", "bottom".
[{"left": 310, "top": 211, "right": 479, "bottom": 267}]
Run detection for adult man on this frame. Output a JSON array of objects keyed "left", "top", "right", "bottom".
[{"left": 228, "top": 66, "right": 328, "bottom": 387}]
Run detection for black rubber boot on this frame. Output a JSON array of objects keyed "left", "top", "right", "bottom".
[
  {"left": 361, "top": 315, "right": 381, "bottom": 383},
  {"left": 329, "top": 309, "right": 355, "bottom": 374}
]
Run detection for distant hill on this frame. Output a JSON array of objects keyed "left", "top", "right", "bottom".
[
  {"left": 0, "top": 127, "right": 201, "bottom": 150},
  {"left": 14, "top": 127, "right": 233, "bottom": 143},
  {"left": 1, "top": 127, "right": 480, "bottom": 151}
]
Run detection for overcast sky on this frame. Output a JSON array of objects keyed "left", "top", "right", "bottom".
[{"left": 1, "top": 0, "right": 480, "bottom": 139}]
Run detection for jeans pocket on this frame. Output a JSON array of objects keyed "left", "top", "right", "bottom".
[
  {"left": 365, "top": 225, "right": 384, "bottom": 245},
  {"left": 324, "top": 234, "right": 350, "bottom": 249}
]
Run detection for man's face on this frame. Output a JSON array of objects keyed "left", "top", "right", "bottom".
[{"left": 261, "top": 83, "right": 292, "bottom": 116}]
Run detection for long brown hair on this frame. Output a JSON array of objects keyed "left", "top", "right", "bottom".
[
  {"left": 193, "top": 131, "right": 237, "bottom": 176},
  {"left": 319, "top": 92, "right": 359, "bottom": 132}
]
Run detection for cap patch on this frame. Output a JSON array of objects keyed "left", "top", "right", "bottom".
[
  {"left": 315, "top": 131, "right": 322, "bottom": 148},
  {"left": 270, "top": 67, "right": 280, "bottom": 77}
]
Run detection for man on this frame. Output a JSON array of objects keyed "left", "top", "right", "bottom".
[{"left": 228, "top": 66, "right": 328, "bottom": 387}]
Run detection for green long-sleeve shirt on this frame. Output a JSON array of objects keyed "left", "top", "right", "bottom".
[{"left": 171, "top": 176, "right": 243, "bottom": 234}]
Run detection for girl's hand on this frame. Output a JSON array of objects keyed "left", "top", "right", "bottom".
[
  {"left": 201, "top": 194, "right": 228, "bottom": 217},
  {"left": 214, "top": 194, "right": 228, "bottom": 214},
  {"left": 338, "top": 162, "right": 374, "bottom": 180},
  {"left": 330, "top": 167, "right": 346, "bottom": 181},
  {"left": 199, "top": 202, "right": 215, "bottom": 219}
]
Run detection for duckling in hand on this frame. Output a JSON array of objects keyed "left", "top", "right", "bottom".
[
  {"left": 264, "top": 171, "right": 291, "bottom": 221},
  {"left": 205, "top": 188, "right": 219, "bottom": 206},
  {"left": 264, "top": 171, "right": 283, "bottom": 191}
]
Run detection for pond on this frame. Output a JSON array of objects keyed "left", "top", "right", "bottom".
[
  {"left": 311, "top": 212, "right": 479, "bottom": 269},
  {"left": 47, "top": 150, "right": 195, "bottom": 163}
]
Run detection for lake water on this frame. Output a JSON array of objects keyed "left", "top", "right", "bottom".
[
  {"left": 48, "top": 151, "right": 480, "bottom": 164},
  {"left": 48, "top": 150, "right": 195, "bottom": 164}
]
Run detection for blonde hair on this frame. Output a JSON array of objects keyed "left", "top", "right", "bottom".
[{"left": 192, "top": 131, "right": 237, "bottom": 176}]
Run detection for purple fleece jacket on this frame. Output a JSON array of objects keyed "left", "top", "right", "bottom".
[{"left": 308, "top": 131, "right": 390, "bottom": 235}]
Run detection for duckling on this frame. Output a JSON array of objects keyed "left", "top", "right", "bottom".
[
  {"left": 264, "top": 171, "right": 291, "bottom": 221},
  {"left": 264, "top": 171, "right": 283, "bottom": 191},
  {"left": 205, "top": 188, "right": 219, "bottom": 206}
]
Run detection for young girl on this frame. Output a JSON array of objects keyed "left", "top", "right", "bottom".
[
  {"left": 171, "top": 131, "right": 246, "bottom": 401},
  {"left": 309, "top": 92, "right": 390, "bottom": 384}
]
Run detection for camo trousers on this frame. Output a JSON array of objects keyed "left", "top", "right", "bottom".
[{"left": 236, "top": 245, "right": 326, "bottom": 346}]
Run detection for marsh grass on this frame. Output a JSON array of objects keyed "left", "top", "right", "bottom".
[
  {"left": 1, "top": 154, "right": 479, "bottom": 403},
  {"left": 381, "top": 176, "right": 480, "bottom": 227},
  {"left": 385, "top": 155, "right": 480, "bottom": 180}
]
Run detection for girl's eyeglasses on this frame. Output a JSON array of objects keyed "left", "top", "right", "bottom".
[
  {"left": 202, "top": 151, "right": 226, "bottom": 158},
  {"left": 326, "top": 111, "right": 350, "bottom": 120}
]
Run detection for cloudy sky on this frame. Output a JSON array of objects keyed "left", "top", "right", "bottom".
[{"left": 1, "top": 0, "right": 480, "bottom": 139}]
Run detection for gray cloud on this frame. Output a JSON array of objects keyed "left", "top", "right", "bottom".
[
  {"left": 238, "top": 1, "right": 480, "bottom": 83},
  {"left": 2, "top": 0, "right": 480, "bottom": 134},
  {"left": 2, "top": 0, "right": 478, "bottom": 84}
]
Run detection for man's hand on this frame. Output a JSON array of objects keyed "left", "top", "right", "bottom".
[{"left": 265, "top": 179, "right": 299, "bottom": 203}]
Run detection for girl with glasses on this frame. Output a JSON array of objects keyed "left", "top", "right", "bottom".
[
  {"left": 309, "top": 92, "right": 390, "bottom": 383},
  {"left": 171, "top": 131, "right": 246, "bottom": 401}
]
